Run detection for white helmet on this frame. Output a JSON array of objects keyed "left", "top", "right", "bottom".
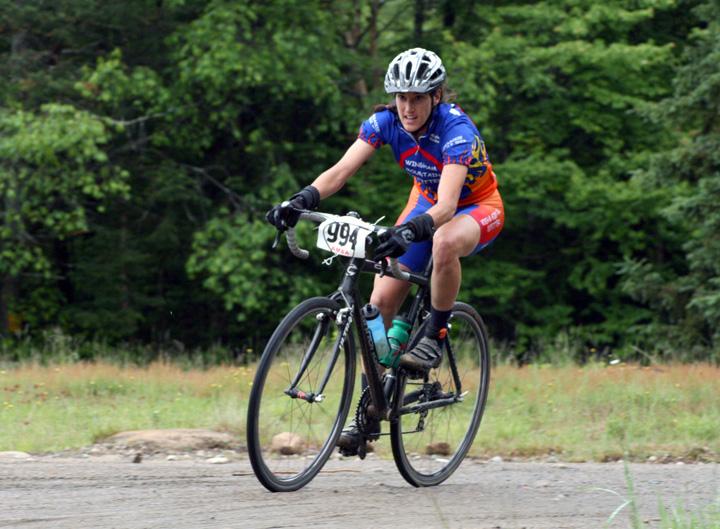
[{"left": 384, "top": 48, "right": 446, "bottom": 94}]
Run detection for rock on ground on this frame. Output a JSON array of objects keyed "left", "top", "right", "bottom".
[
  {"left": 0, "top": 451, "right": 32, "bottom": 460},
  {"left": 270, "top": 432, "right": 304, "bottom": 455},
  {"left": 102, "top": 429, "right": 236, "bottom": 452}
]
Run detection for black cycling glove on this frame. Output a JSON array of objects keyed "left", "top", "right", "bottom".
[
  {"left": 266, "top": 185, "right": 320, "bottom": 230},
  {"left": 374, "top": 213, "right": 435, "bottom": 261}
]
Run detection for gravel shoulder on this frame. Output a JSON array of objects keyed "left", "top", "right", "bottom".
[{"left": 1, "top": 448, "right": 718, "bottom": 529}]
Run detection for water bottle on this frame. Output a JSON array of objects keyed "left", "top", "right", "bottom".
[
  {"left": 380, "top": 316, "right": 411, "bottom": 368},
  {"left": 363, "top": 304, "right": 389, "bottom": 359}
]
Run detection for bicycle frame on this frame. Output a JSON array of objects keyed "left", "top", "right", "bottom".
[
  {"left": 251, "top": 211, "right": 490, "bottom": 491},
  {"left": 283, "top": 248, "right": 464, "bottom": 424}
]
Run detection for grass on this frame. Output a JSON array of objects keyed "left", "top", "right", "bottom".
[
  {"left": 1, "top": 361, "right": 719, "bottom": 462},
  {"left": 600, "top": 462, "right": 720, "bottom": 529},
  {"left": 656, "top": 498, "right": 720, "bottom": 529},
  {"left": 658, "top": 500, "right": 720, "bottom": 529},
  {"left": 476, "top": 363, "right": 720, "bottom": 462},
  {"left": 0, "top": 362, "right": 251, "bottom": 452}
]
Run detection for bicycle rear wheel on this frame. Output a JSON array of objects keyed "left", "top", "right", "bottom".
[
  {"left": 247, "top": 297, "right": 355, "bottom": 492},
  {"left": 390, "top": 302, "right": 490, "bottom": 487}
]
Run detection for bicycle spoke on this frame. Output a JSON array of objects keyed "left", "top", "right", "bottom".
[
  {"left": 247, "top": 298, "right": 355, "bottom": 492},
  {"left": 391, "top": 302, "right": 490, "bottom": 487}
]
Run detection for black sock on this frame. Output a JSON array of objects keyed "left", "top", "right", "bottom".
[{"left": 426, "top": 307, "right": 451, "bottom": 339}]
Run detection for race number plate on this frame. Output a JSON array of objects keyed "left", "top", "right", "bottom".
[{"left": 316, "top": 216, "right": 374, "bottom": 258}]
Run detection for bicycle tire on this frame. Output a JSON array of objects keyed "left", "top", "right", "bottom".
[
  {"left": 390, "top": 301, "right": 490, "bottom": 487},
  {"left": 247, "top": 297, "right": 356, "bottom": 492}
]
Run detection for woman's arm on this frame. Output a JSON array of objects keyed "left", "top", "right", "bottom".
[
  {"left": 311, "top": 139, "right": 377, "bottom": 199},
  {"left": 426, "top": 163, "right": 468, "bottom": 227}
]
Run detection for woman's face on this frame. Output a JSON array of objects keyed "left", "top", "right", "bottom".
[{"left": 395, "top": 91, "right": 440, "bottom": 134}]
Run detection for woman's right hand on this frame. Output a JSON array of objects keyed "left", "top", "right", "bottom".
[
  {"left": 265, "top": 185, "right": 320, "bottom": 230},
  {"left": 265, "top": 200, "right": 303, "bottom": 230}
]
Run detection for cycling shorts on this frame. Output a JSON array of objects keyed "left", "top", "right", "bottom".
[{"left": 394, "top": 187, "right": 504, "bottom": 273}]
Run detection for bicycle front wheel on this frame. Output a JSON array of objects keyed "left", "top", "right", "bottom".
[
  {"left": 390, "top": 302, "right": 490, "bottom": 487},
  {"left": 247, "top": 297, "right": 355, "bottom": 492}
]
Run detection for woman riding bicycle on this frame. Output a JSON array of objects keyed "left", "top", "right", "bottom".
[{"left": 267, "top": 47, "right": 504, "bottom": 453}]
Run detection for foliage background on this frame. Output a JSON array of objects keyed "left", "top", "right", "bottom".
[{"left": 1, "top": 0, "right": 718, "bottom": 363}]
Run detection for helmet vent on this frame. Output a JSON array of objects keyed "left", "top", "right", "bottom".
[{"left": 416, "top": 63, "right": 428, "bottom": 80}]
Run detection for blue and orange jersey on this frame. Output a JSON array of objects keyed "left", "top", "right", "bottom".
[{"left": 358, "top": 103, "right": 497, "bottom": 205}]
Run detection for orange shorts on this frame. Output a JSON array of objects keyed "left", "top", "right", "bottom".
[{"left": 395, "top": 187, "right": 504, "bottom": 272}]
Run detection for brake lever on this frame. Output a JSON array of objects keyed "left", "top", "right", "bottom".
[
  {"left": 364, "top": 232, "right": 384, "bottom": 276},
  {"left": 377, "top": 258, "right": 387, "bottom": 278},
  {"left": 272, "top": 230, "right": 282, "bottom": 249}
]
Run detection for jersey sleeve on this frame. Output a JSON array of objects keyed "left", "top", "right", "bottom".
[
  {"left": 440, "top": 119, "right": 476, "bottom": 167},
  {"left": 358, "top": 110, "right": 392, "bottom": 149}
]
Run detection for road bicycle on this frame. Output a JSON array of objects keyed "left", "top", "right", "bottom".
[{"left": 246, "top": 209, "right": 491, "bottom": 492}]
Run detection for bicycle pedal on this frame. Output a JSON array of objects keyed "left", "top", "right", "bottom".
[
  {"left": 403, "top": 367, "right": 429, "bottom": 380},
  {"left": 338, "top": 446, "right": 357, "bottom": 457},
  {"left": 337, "top": 439, "right": 374, "bottom": 459}
]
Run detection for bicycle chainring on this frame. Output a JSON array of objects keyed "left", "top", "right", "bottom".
[{"left": 354, "top": 386, "right": 381, "bottom": 442}]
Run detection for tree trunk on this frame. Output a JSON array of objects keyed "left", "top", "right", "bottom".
[
  {"left": 120, "top": 212, "right": 130, "bottom": 312},
  {"left": 369, "top": 0, "right": 382, "bottom": 86},
  {"left": 0, "top": 184, "right": 20, "bottom": 335},
  {"left": 0, "top": 284, "right": 6, "bottom": 335},
  {"left": 414, "top": 0, "right": 426, "bottom": 43},
  {"left": 1, "top": 9, "right": 27, "bottom": 336},
  {"left": 343, "top": 0, "right": 369, "bottom": 97},
  {"left": 0, "top": 173, "right": 21, "bottom": 335},
  {"left": 0, "top": 277, "right": 18, "bottom": 336},
  {"left": 442, "top": 0, "right": 456, "bottom": 29}
]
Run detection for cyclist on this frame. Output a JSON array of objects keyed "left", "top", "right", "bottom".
[{"left": 267, "top": 47, "right": 504, "bottom": 453}]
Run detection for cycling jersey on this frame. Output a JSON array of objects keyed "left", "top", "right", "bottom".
[{"left": 358, "top": 103, "right": 498, "bottom": 205}]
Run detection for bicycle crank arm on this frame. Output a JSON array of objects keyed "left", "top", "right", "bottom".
[
  {"left": 397, "top": 395, "right": 458, "bottom": 415},
  {"left": 402, "top": 385, "right": 454, "bottom": 406}
]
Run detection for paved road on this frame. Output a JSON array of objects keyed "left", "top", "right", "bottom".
[{"left": 1, "top": 455, "right": 718, "bottom": 528}]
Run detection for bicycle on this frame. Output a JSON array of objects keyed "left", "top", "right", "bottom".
[{"left": 246, "top": 209, "right": 491, "bottom": 492}]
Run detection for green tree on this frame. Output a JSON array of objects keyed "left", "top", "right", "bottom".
[
  {"left": 0, "top": 0, "right": 206, "bottom": 340},
  {"left": 0, "top": 0, "right": 714, "bottom": 362},
  {"left": 432, "top": 0, "right": 696, "bottom": 358},
  {"left": 621, "top": 0, "right": 720, "bottom": 357},
  {"left": 0, "top": 104, "right": 129, "bottom": 333}
]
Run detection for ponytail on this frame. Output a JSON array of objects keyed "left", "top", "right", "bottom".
[{"left": 373, "top": 102, "right": 397, "bottom": 114}]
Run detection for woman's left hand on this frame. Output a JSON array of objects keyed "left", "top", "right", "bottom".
[{"left": 374, "top": 225, "right": 415, "bottom": 260}]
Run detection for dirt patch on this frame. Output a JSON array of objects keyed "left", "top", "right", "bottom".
[
  {"left": 1, "top": 456, "right": 718, "bottom": 529},
  {"left": 101, "top": 428, "right": 237, "bottom": 452}
]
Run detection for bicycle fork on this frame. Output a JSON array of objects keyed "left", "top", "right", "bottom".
[{"left": 283, "top": 307, "right": 351, "bottom": 403}]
